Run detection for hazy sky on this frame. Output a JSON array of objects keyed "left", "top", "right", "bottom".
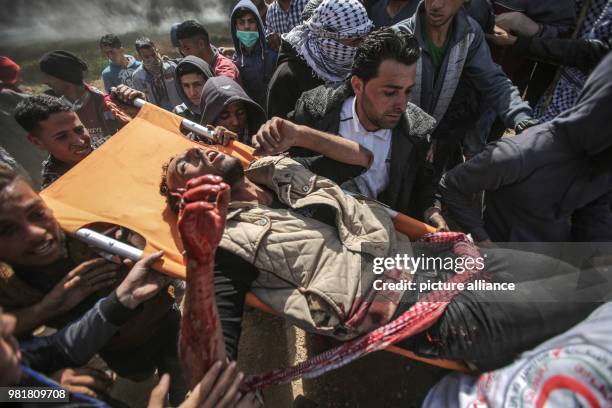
[{"left": 0, "top": 0, "right": 232, "bottom": 47}]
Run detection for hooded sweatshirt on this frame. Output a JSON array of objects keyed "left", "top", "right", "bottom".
[
  {"left": 231, "top": 0, "right": 278, "bottom": 110},
  {"left": 199, "top": 76, "right": 266, "bottom": 144},
  {"left": 172, "top": 56, "right": 214, "bottom": 122},
  {"left": 439, "top": 52, "right": 612, "bottom": 243}
]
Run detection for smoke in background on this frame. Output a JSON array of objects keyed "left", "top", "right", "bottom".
[{"left": 0, "top": 0, "right": 235, "bottom": 47}]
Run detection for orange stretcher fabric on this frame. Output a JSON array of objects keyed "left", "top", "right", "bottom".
[
  {"left": 40, "top": 103, "right": 233, "bottom": 277},
  {"left": 40, "top": 102, "right": 466, "bottom": 372},
  {"left": 41, "top": 102, "right": 435, "bottom": 278}
]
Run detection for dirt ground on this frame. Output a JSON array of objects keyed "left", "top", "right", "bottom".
[{"left": 108, "top": 306, "right": 448, "bottom": 407}]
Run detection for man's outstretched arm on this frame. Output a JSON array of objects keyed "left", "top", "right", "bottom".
[
  {"left": 20, "top": 252, "right": 168, "bottom": 373},
  {"left": 439, "top": 139, "right": 524, "bottom": 243},
  {"left": 12, "top": 258, "right": 119, "bottom": 336},
  {"left": 252, "top": 117, "right": 373, "bottom": 170},
  {"left": 465, "top": 25, "right": 534, "bottom": 130}
]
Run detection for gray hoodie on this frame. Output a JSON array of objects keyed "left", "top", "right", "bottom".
[
  {"left": 199, "top": 76, "right": 266, "bottom": 144},
  {"left": 394, "top": 2, "right": 533, "bottom": 130},
  {"left": 172, "top": 55, "right": 214, "bottom": 122}
]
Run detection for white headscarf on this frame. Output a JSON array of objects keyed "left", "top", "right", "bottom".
[{"left": 283, "top": 0, "right": 373, "bottom": 84}]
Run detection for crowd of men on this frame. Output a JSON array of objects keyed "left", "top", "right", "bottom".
[{"left": 1, "top": 0, "right": 611, "bottom": 406}]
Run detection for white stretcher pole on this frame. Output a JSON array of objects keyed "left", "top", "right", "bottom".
[
  {"left": 75, "top": 96, "right": 216, "bottom": 260},
  {"left": 132, "top": 97, "right": 216, "bottom": 143},
  {"left": 75, "top": 228, "right": 143, "bottom": 261}
]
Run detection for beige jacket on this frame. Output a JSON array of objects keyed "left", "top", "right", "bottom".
[{"left": 219, "top": 156, "right": 413, "bottom": 340}]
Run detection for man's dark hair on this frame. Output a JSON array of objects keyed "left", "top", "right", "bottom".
[
  {"left": 352, "top": 27, "right": 420, "bottom": 82},
  {"left": 14, "top": 94, "right": 71, "bottom": 135},
  {"left": 176, "top": 63, "right": 206, "bottom": 80},
  {"left": 176, "top": 20, "right": 209, "bottom": 42},
  {"left": 234, "top": 7, "right": 257, "bottom": 21},
  {"left": 160, "top": 159, "right": 180, "bottom": 213},
  {"left": 135, "top": 36, "right": 156, "bottom": 53},
  {"left": 99, "top": 34, "right": 122, "bottom": 49},
  {"left": 302, "top": 0, "right": 324, "bottom": 21},
  {"left": 0, "top": 163, "right": 21, "bottom": 195}
]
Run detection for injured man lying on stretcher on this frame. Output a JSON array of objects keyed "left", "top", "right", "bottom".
[{"left": 160, "top": 146, "right": 612, "bottom": 373}]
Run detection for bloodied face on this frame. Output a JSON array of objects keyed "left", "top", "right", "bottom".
[{"left": 164, "top": 147, "right": 244, "bottom": 193}]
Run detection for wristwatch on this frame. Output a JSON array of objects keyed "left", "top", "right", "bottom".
[{"left": 514, "top": 118, "right": 540, "bottom": 134}]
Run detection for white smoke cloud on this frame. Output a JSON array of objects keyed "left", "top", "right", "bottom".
[{"left": 0, "top": 0, "right": 230, "bottom": 47}]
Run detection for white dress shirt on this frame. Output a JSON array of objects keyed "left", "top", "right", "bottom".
[{"left": 338, "top": 96, "right": 392, "bottom": 198}]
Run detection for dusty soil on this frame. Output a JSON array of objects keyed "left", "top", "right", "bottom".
[{"left": 108, "top": 306, "right": 447, "bottom": 407}]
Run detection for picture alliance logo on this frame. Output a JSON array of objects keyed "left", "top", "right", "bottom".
[{"left": 372, "top": 253, "right": 486, "bottom": 275}]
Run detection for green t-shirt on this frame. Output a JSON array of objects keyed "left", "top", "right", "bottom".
[{"left": 421, "top": 23, "right": 451, "bottom": 80}]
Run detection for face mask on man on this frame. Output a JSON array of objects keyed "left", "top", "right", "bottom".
[
  {"left": 236, "top": 30, "right": 260, "bottom": 48},
  {"left": 319, "top": 38, "right": 357, "bottom": 69}
]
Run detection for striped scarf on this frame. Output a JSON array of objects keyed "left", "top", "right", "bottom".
[{"left": 244, "top": 232, "right": 486, "bottom": 390}]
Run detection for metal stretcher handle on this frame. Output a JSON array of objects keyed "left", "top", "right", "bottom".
[
  {"left": 75, "top": 228, "right": 143, "bottom": 261},
  {"left": 74, "top": 96, "right": 224, "bottom": 261},
  {"left": 132, "top": 96, "right": 217, "bottom": 143}
]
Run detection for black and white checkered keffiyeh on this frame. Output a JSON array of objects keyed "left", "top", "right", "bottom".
[
  {"left": 301, "top": 0, "right": 324, "bottom": 21},
  {"left": 536, "top": 0, "right": 611, "bottom": 121},
  {"left": 283, "top": 0, "right": 373, "bottom": 83}
]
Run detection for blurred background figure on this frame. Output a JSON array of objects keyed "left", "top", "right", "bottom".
[{"left": 0, "top": 56, "right": 46, "bottom": 188}]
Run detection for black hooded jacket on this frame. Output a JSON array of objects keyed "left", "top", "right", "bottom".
[
  {"left": 172, "top": 56, "right": 214, "bottom": 122},
  {"left": 199, "top": 76, "right": 266, "bottom": 144},
  {"left": 230, "top": 0, "right": 278, "bottom": 110},
  {"left": 266, "top": 40, "right": 325, "bottom": 119}
]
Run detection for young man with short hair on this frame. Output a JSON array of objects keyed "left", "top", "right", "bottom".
[
  {"left": 175, "top": 20, "right": 240, "bottom": 82},
  {"left": 392, "top": 0, "right": 536, "bottom": 160},
  {"left": 14, "top": 94, "right": 105, "bottom": 188},
  {"left": 0, "top": 254, "right": 257, "bottom": 407},
  {"left": 99, "top": 34, "right": 141, "bottom": 93},
  {"left": 230, "top": 0, "right": 278, "bottom": 109},
  {"left": 172, "top": 56, "right": 214, "bottom": 122},
  {"left": 38, "top": 50, "right": 124, "bottom": 144},
  {"left": 159, "top": 142, "right": 610, "bottom": 374},
  {"left": 289, "top": 27, "right": 441, "bottom": 224},
  {"left": 198, "top": 76, "right": 267, "bottom": 145},
  {"left": 132, "top": 37, "right": 183, "bottom": 111}
]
